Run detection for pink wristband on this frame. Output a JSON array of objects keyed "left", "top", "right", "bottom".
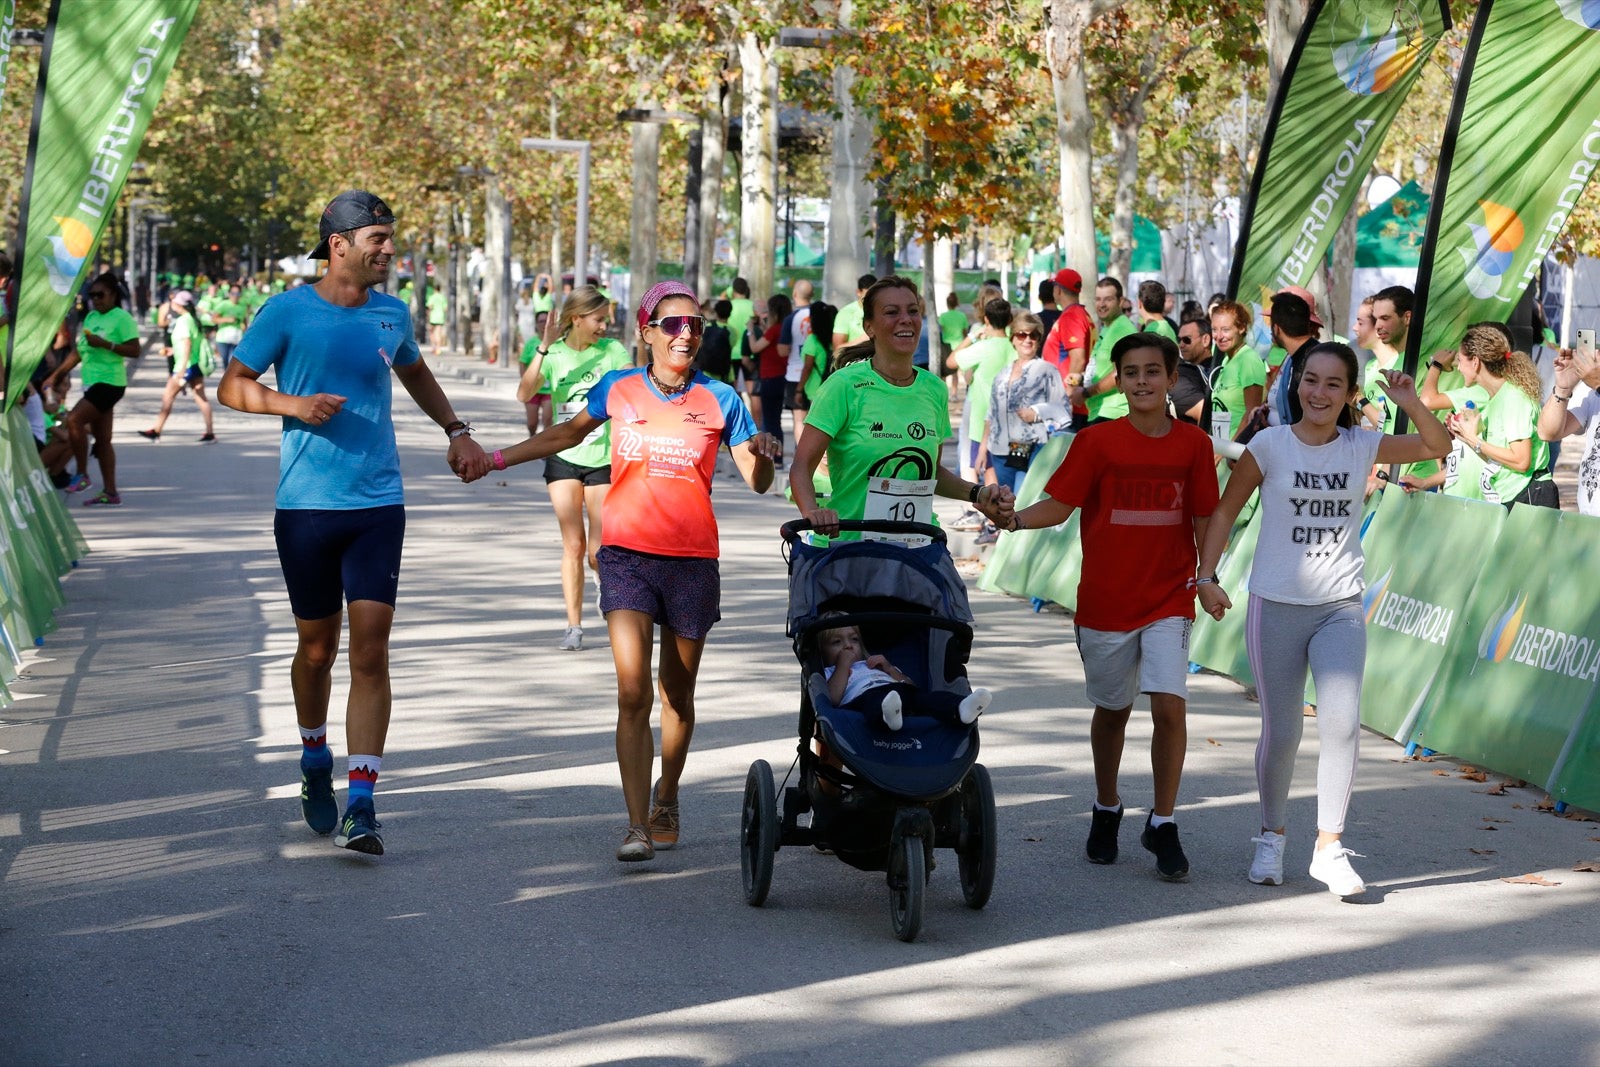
[{"left": 492, "top": 449, "right": 506, "bottom": 471}]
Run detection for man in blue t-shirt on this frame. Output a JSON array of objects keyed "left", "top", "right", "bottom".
[{"left": 220, "top": 190, "right": 490, "bottom": 856}]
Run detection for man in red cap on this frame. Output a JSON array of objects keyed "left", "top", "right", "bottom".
[{"left": 1042, "top": 268, "right": 1094, "bottom": 430}]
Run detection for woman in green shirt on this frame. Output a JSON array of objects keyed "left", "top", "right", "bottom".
[
  {"left": 792, "top": 276, "right": 1006, "bottom": 539},
  {"left": 516, "top": 285, "right": 634, "bottom": 650},
  {"left": 1448, "top": 340, "right": 1557, "bottom": 508},
  {"left": 1209, "top": 300, "right": 1266, "bottom": 438},
  {"left": 41, "top": 272, "right": 142, "bottom": 506}
]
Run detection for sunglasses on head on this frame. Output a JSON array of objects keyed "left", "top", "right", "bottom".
[
  {"left": 1013, "top": 331, "right": 1042, "bottom": 342},
  {"left": 647, "top": 314, "right": 704, "bottom": 337}
]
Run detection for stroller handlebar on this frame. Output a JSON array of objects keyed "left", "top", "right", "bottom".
[{"left": 780, "top": 518, "right": 948, "bottom": 545}]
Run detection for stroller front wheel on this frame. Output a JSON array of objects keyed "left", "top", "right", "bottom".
[
  {"left": 887, "top": 829, "right": 926, "bottom": 942},
  {"left": 957, "top": 763, "right": 997, "bottom": 909},
  {"left": 741, "top": 760, "right": 777, "bottom": 906}
]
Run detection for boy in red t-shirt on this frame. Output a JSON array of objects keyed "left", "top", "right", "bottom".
[{"left": 986, "top": 332, "right": 1219, "bottom": 882}]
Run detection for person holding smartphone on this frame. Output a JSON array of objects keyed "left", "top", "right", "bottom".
[{"left": 1538, "top": 328, "right": 1600, "bottom": 515}]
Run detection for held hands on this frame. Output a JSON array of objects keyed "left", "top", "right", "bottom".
[
  {"left": 297, "top": 392, "right": 348, "bottom": 427},
  {"left": 973, "top": 483, "right": 1016, "bottom": 527},
  {"left": 1197, "top": 583, "right": 1231, "bottom": 621},
  {"left": 449, "top": 434, "right": 492, "bottom": 483}
]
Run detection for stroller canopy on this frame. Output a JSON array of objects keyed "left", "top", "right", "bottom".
[{"left": 787, "top": 537, "right": 974, "bottom": 636}]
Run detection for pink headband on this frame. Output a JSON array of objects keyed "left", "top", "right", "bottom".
[{"left": 637, "top": 280, "right": 700, "bottom": 331}]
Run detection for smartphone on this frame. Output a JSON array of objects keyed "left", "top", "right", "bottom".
[{"left": 1579, "top": 328, "right": 1596, "bottom": 354}]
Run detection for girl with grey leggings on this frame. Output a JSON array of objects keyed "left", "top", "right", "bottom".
[{"left": 1195, "top": 342, "right": 1451, "bottom": 897}]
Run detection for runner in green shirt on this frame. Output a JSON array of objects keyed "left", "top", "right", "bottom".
[
  {"left": 791, "top": 276, "right": 1004, "bottom": 542},
  {"left": 515, "top": 285, "right": 634, "bottom": 650},
  {"left": 39, "top": 273, "right": 141, "bottom": 505},
  {"left": 938, "top": 297, "right": 968, "bottom": 348},
  {"left": 1084, "top": 278, "right": 1136, "bottom": 421},
  {"left": 138, "top": 290, "right": 217, "bottom": 444},
  {"left": 1135, "top": 280, "right": 1176, "bottom": 342},
  {"left": 949, "top": 300, "right": 1014, "bottom": 479},
  {"left": 832, "top": 273, "right": 874, "bottom": 348},
  {"left": 426, "top": 287, "right": 448, "bottom": 356}
]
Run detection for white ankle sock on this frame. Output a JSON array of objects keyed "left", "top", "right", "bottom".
[
  {"left": 1149, "top": 812, "right": 1175, "bottom": 828},
  {"left": 958, "top": 687, "right": 992, "bottom": 724},
  {"left": 880, "top": 690, "right": 903, "bottom": 731}
]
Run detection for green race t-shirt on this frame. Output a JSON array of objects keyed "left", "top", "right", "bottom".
[
  {"left": 518, "top": 338, "right": 554, "bottom": 395},
  {"left": 801, "top": 332, "right": 829, "bottom": 394},
  {"left": 531, "top": 290, "right": 555, "bottom": 315},
  {"left": 1362, "top": 358, "right": 1439, "bottom": 481},
  {"left": 1441, "top": 383, "right": 1491, "bottom": 500},
  {"left": 1140, "top": 317, "right": 1177, "bottom": 341},
  {"left": 805, "top": 360, "right": 952, "bottom": 529},
  {"left": 542, "top": 337, "right": 633, "bottom": 468},
  {"left": 1477, "top": 383, "right": 1550, "bottom": 504},
  {"left": 834, "top": 300, "right": 865, "bottom": 344},
  {"left": 1212, "top": 345, "right": 1267, "bottom": 437},
  {"left": 426, "top": 290, "right": 448, "bottom": 326},
  {"left": 1086, "top": 314, "right": 1136, "bottom": 420},
  {"left": 1264, "top": 344, "right": 1287, "bottom": 369},
  {"left": 79, "top": 306, "right": 139, "bottom": 388},
  {"left": 171, "top": 313, "right": 210, "bottom": 371},
  {"left": 956, "top": 336, "right": 1013, "bottom": 434},
  {"left": 725, "top": 298, "right": 755, "bottom": 358},
  {"left": 212, "top": 299, "right": 245, "bottom": 345},
  {"left": 938, "top": 309, "right": 969, "bottom": 346}
]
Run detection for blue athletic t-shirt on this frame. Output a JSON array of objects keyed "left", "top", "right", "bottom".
[{"left": 234, "top": 286, "right": 421, "bottom": 510}]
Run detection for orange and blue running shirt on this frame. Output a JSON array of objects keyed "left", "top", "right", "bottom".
[{"left": 585, "top": 367, "right": 757, "bottom": 558}]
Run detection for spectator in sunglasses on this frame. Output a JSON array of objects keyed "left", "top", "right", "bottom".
[{"left": 977, "top": 310, "right": 1068, "bottom": 496}]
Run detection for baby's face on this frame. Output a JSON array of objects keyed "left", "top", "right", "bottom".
[{"left": 821, "top": 627, "right": 864, "bottom": 661}]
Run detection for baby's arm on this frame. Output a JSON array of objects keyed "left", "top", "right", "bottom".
[
  {"left": 826, "top": 651, "right": 860, "bottom": 705},
  {"left": 865, "top": 654, "right": 910, "bottom": 685}
]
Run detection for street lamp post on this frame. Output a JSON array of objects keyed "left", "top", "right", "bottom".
[{"left": 521, "top": 137, "right": 592, "bottom": 302}]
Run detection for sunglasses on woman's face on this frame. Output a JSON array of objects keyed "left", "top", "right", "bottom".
[
  {"left": 647, "top": 315, "right": 704, "bottom": 337},
  {"left": 1013, "top": 331, "right": 1042, "bottom": 343}
]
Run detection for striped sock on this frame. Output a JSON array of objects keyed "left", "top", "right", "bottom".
[
  {"left": 347, "top": 755, "right": 382, "bottom": 804},
  {"left": 299, "top": 725, "right": 330, "bottom": 765}
]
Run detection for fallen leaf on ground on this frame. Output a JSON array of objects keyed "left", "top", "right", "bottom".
[
  {"left": 1303, "top": 704, "right": 1317, "bottom": 717},
  {"left": 1483, "top": 816, "right": 1510, "bottom": 823},
  {"left": 1469, "top": 848, "right": 1496, "bottom": 855},
  {"left": 1536, "top": 796, "right": 1556, "bottom": 811},
  {"left": 1460, "top": 770, "right": 1489, "bottom": 782},
  {"left": 1460, "top": 765, "right": 1481, "bottom": 775},
  {"left": 1501, "top": 873, "right": 1561, "bottom": 886},
  {"left": 1513, "top": 803, "right": 1526, "bottom": 809},
  {"left": 1414, "top": 755, "right": 1435, "bottom": 762},
  {"left": 1481, "top": 824, "right": 1499, "bottom": 831},
  {"left": 1572, "top": 858, "right": 1600, "bottom": 872},
  {"left": 1022, "top": 836, "right": 1042, "bottom": 843},
  {"left": 1590, "top": 836, "right": 1600, "bottom": 842},
  {"left": 1206, "top": 738, "right": 1221, "bottom": 746},
  {"left": 1432, "top": 769, "right": 1450, "bottom": 776},
  {"left": 1507, "top": 779, "right": 1528, "bottom": 788},
  {"left": 1563, "top": 811, "right": 1598, "bottom": 822},
  {"left": 1484, "top": 781, "right": 1508, "bottom": 796}
]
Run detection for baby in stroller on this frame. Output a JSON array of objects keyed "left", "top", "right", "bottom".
[{"left": 820, "top": 617, "right": 991, "bottom": 731}]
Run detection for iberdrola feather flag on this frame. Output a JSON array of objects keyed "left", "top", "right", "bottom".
[
  {"left": 2, "top": 0, "right": 199, "bottom": 409},
  {"left": 0, "top": 0, "right": 19, "bottom": 112},
  {"left": 1407, "top": 0, "right": 1600, "bottom": 371},
  {"left": 1230, "top": 0, "right": 1451, "bottom": 322}
]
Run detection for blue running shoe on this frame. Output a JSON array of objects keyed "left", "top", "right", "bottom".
[
  {"left": 334, "top": 797, "right": 384, "bottom": 855},
  {"left": 300, "top": 758, "right": 337, "bottom": 835}
]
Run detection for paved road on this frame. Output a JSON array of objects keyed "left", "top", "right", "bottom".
[{"left": 4, "top": 351, "right": 1599, "bottom": 1066}]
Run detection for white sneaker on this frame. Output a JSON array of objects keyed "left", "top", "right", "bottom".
[
  {"left": 949, "top": 508, "right": 986, "bottom": 531},
  {"left": 959, "top": 687, "right": 992, "bottom": 725},
  {"left": 559, "top": 626, "right": 583, "bottom": 651},
  {"left": 1249, "top": 831, "right": 1285, "bottom": 885},
  {"left": 1309, "top": 841, "right": 1367, "bottom": 897},
  {"left": 880, "top": 690, "right": 903, "bottom": 731}
]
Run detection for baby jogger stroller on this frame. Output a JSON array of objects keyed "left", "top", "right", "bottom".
[{"left": 740, "top": 519, "right": 997, "bottom": 942}]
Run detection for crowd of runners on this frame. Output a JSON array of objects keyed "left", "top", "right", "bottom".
[{"left": 37, "top": 187, "right": 1600, "bottom": 895}]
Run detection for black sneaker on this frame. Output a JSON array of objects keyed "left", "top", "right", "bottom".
[
  {"left": 1086, "top": 804, "right": 1123, "bottom": 864},
  {"left": 1140, "top": 815, "right": 1190, "bottom": 882},
  {"left": 334, "top": 798, "right": 384, "bottom": 855}
]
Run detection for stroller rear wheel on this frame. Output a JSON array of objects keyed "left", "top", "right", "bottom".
[
  {"left": 887, "top": 829, "right": 926, "bottom": 942},
  {"left": 741, "top": 760, "right": 777, "bottom": 906},
  {"left": 957, "top": 763, "right": 997, "bottom": 909}
]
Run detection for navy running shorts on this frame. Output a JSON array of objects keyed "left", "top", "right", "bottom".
[
  {"left": 596, "top": 544, "right": 721, "bottom": 640},
  {"left": 274, "top": 505, "right": 406, "bottom": 620}
]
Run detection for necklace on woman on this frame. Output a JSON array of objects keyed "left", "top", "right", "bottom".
[
  {"left": 649, "top": 364, "right": 691, "bottom": 397},
  {"left": 873, "top": 361, "right": 916, "bottom": 386}
]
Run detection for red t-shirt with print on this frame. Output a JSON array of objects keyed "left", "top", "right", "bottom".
[{"left": 1044, "top": 418, "right": 1219, "bottom": 631}]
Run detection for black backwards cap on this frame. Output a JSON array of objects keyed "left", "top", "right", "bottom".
[{"left": 310, "top": 190, "right": 396, "bottom": 259}]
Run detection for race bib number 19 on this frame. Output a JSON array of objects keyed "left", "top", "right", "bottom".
[{"left": 863, "top": 476, "right": 935, "bottom": 545}]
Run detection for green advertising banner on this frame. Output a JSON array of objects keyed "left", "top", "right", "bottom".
[
  {"left": 1409, "top": 0, "right": 1600, "bottom": 370},
  {"left": 976, "top": 435, "right": 1085, "bottom": 609},
  {"left": 1357, "top": 488, "right": 1506, "bottom": 740},
  {"left": 1230, "top": 0, "right": 1450, "bottom": 310},
  {"left": 0, "top": 0, "right": 18, "bottom": 116},
  {"left": 1412, "top": 505, "right": 1600, "bottom": 789},
  {"left": 3, "top": 0, "right": 199, "bottom": 408}
]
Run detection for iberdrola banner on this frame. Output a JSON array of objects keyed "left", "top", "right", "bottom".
[
  {"left": 3, "top": 0, "right": 199, "bottom": 408},
  {"left": 1230, "top": 0, "right": 1451, "bottom": 313},
  {"left": 0, "top": 0, "right": 19, "bottom": 113},
  {"left": 1408, "top": 0, "right": 1600, "bottom": 371}
]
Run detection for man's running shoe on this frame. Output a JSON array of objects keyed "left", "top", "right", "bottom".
[
  {"left": 64, "top": 474, "right": 91, "bottom": 493},
  {"left": 648, "top": 778, "right": 680, "bottom": 850},
  {"left": 334, "top": 798, "right": 384, "bottom": 855},
  {"left": 82, "top": 492, "right": 122, "bottom": 507},
  {"left": 1086, "top": 804, "right": 1123, "bottom": 864},
  {"left": 300, "top": 759, "right": 338, "bottom": 835},
  {"left": 1140, "top": 815, "right": 1191, "bottom": 882}
]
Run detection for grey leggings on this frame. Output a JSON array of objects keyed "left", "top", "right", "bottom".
[{"left": 1245, "top": 594, "right": 1365, "bottom": 834}]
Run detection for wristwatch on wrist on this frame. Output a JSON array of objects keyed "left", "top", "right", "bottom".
[
  {"left": 1429, "top": 359, "right": 1448, "bottom": 372},
  {"left": 968, "top": 483, "right": 983, "bottom": 504}
]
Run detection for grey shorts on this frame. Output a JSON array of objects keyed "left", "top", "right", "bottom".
[{"left": 1075, "top": 616, "right": 1191, "bottom": 709}]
